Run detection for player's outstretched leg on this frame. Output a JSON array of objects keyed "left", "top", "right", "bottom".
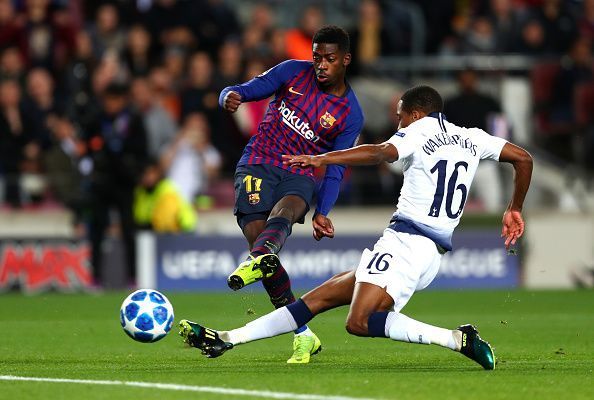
[
  {"left": 180, "top": 273, "right": 354, "bottom": 362},
  {"left": 227, "top": 253, "right": 281, "bottom": 290},
  {"left": 457, "top": 324, "right": 496, "bottom": 370},
  {"left": 179, "top": 319, "right": 233, "bottom": 358},
  {"left": 366, "top": 309, "right": 496, "bottom": 370}
]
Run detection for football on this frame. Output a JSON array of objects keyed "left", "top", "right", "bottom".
[{"left": 119, "top": 289, "right": 174, "bottom": 343}]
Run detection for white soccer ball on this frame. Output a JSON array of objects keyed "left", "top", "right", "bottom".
[{"left": 119, "top": 289, "right": 174, "bottom": 343}]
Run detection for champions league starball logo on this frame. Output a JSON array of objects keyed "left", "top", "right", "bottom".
[{"left": 319, "top": 111, "right": 336, "bottom": 128}]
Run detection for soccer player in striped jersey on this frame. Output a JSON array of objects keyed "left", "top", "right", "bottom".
[
  {"left": 180, "top": 25, "right": 364, "bottom": 363},
  {"left": 179, "top": 86, "right": 533, "bottom": 370}
]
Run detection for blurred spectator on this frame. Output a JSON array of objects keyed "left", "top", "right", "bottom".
[
  {"left": 0, "top": 0, "right": 23, "bottom": 49},
  {"left": 130, "top": 76, "right": 177, "bottom": 159},
  {"left": 449, "top": 0, "right": 474, "bottom": 40},
  {"left": 142, "top": 0, "right": 187, "bottom": 40},
  {"left": 180, "top": 51, "right": 219, "bottom": 119},
  {"left": 181, "top": 51, "right": 245, "bottom": 173},
  {"left": 415, "top": 0, "right": 456, "bottom": 54},
  {"left": 550, "top": 37, "right": 593, "bottom": 125},
  {"left": 21, "top": 0, "right": 76, "bottom": 72},
  {"left": 122, "top": 24, "right": 156, "bottom": 77},
  {"left": 242, "top": 2, "right": 275, "bottom": 62},
  {"left": 513, "top": 17, "right": 547, "bottom": 55},
  {"left": 214, "top": 39, "right": 243, "bottom": 90},
  {"left": 91, "top": 49, "right": 129, "bottom": 96},
  {"left": 191, "top": 0, "right": 241, "bottom": 58},
  {"left": 525, "top": 0, "right": 577, "bottom": 55},
  {"left": 444, "top": 68, "right": 503, "bottom": 131},
  {"left": 488, "top": 0, "right": 525, "bottom": 53},
  {"left": 87, "top": 3, "right": 126, "bottom": 59},
  {"left": 381, "top": 0, "right": 424, "bottom": 55},
  {"left": 242, "top": 24, "right": 268, "bottom": 61},
  {"left": 349, "top": 0, "right": 391, "bottom": 75},
  {"left": 161, "top": 112, "right": 222, "bottom": 205},
  {"left": 0, "top": 47, "right": 26, "bottom": 85},
  {"left": 284, "top": 5, "right": 324, "bottom": 60},
  {"left": 141, "top": 0, "right": 197, "bottom": 52},
  {"left": 267, "top": 28, "right": 288, "bottom": 66},
  {"left": 462, "top": 17, "right": 497, "bottom": 54},
  {"left": 579, "top": 0, "right": 594, "bottom": 48},
  {"left": 161, "top": 25, "right": 195, "bottom": 54},
  {"left": 249, "top": 2, "right": 275, "bottom": 38},
  {"left": 148, "top": 66, "right": 181, "bottom": 121},
  {"left": 0, "top": 79, "right": 41, "bottom": 207},
  {"left": 24, "top": 67, "right": 63, "bottom": 149},
  {"left": 43, "top": 114, "right": 89, "bottom": 234},
  {"left": 162, "top": 45, "right": 187, "bottom": 90},
  {"left": 85, "top": 82, "right": 148, "bottom": 287},
  {"left": 133, "top": 158, "right": 197, "bottom": 233},
  {"left": 444, "top": 68, "right": 508, "bottom": 212},
  {"left": 63, "top": 30, "right": 96, "bottom": 129}
]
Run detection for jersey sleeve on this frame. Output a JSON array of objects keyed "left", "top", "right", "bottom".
[
  {"left": 386, "top": 127, "right": 417, "bottom": 160},
  {"left": 315, "top": 105, "right": 364, "bottom": 216},
  {"left": 219, "top": 60, "right": 309, "bottom": 105},
  {"left": 471, "top": 128, "right": 508, "bottom": 161}
]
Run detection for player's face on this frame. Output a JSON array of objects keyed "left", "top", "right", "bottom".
[
  {"left": 312, "top": 43, "right": 350, "bottom": 88},
  {"left": 396, "top": 100, "right": 415, "bottom": 130}
]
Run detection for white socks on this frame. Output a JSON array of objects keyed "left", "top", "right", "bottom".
[
  {"left": 217, "top": 307, "right": 460, "bottom": 351},
  {"left": 220, "top": 306, "right": 298, "bottom": 345},
  {"left": 385, "top": 312, "right": 459, "bottom": 351}
]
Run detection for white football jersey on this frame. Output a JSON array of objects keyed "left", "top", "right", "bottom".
[{"left": 386, "top": 112, "right": 507, "bottom": 250}]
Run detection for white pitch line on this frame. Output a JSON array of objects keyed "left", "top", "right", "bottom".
[{"left": 0, "top": 375, "right": 379, "bottom": 400}]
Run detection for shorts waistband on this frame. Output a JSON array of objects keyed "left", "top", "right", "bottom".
[{"left": 388, "top": 217, "right": 448, "bottom": 254}]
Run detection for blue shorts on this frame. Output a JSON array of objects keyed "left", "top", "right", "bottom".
[{"left": 234, "top": 164, "right": 316, "bottom": 230}]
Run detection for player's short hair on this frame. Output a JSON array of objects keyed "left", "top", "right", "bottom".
[
  {"left": 400, "top": 85, "right": 443, "bottom": 114},
  {"left": 313, "top": 25, "right": 350, "bottom": 53}
]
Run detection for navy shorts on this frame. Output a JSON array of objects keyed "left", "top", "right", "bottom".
[{"left": 234, "top": 164, "right": 316, "bottom": 230}]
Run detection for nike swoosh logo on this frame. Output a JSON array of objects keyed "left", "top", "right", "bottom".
[{"left": 288, "top": 86, "right": 303, "bottom": 96}]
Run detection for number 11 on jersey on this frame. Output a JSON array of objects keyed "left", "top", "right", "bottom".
[{"left": 243, "top": 175, "right": 262, "bottom": 193}]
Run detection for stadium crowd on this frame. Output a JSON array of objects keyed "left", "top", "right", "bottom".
[{"left": 0, "top": 0, "right": 593, "bottom": 218}]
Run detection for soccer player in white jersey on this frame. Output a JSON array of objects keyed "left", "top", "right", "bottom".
[{"left": 178, "top": 85, "right": 533, "bottom": 370}]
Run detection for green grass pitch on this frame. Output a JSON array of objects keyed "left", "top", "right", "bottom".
[{"left": 1, "top": 289, "right": 593, "bottom": 400}]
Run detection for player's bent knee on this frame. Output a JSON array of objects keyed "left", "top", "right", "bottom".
[{"left": 345, "top": 316, "right": 369, "bottom": 337}]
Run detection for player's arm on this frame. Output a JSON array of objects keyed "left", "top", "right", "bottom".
[
  {"left": 283, "top": 142, "right": 399, "bottom": 168},
  {"left": 498, "top": 142, "right": 533, "bottom": 249},
  {"left": 305, "top": 112, "right": 368, "bottom": 240},
  {"left": 219, "top": 60, "right": 307, "bottom": 113},
  {"left": 303, "top": 141, "right": 397, "bottom": 241}
]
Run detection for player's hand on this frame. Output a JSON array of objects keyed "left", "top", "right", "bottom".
[
  {"left": 501, "top": 209, "right": 524, "bottom": 250},
  {"left": 282, "top": 154, "right": 321, "bottom": 168},
  {"left": 312, "top": 213, "right": 334, "bottom": 241},
  {"left": 223, "top": 91, "right": 242, "bottom": 113}
]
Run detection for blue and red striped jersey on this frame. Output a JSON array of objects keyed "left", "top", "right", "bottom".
[{"left": 219, "top": 60, "right": 364, "bottom": 216}]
